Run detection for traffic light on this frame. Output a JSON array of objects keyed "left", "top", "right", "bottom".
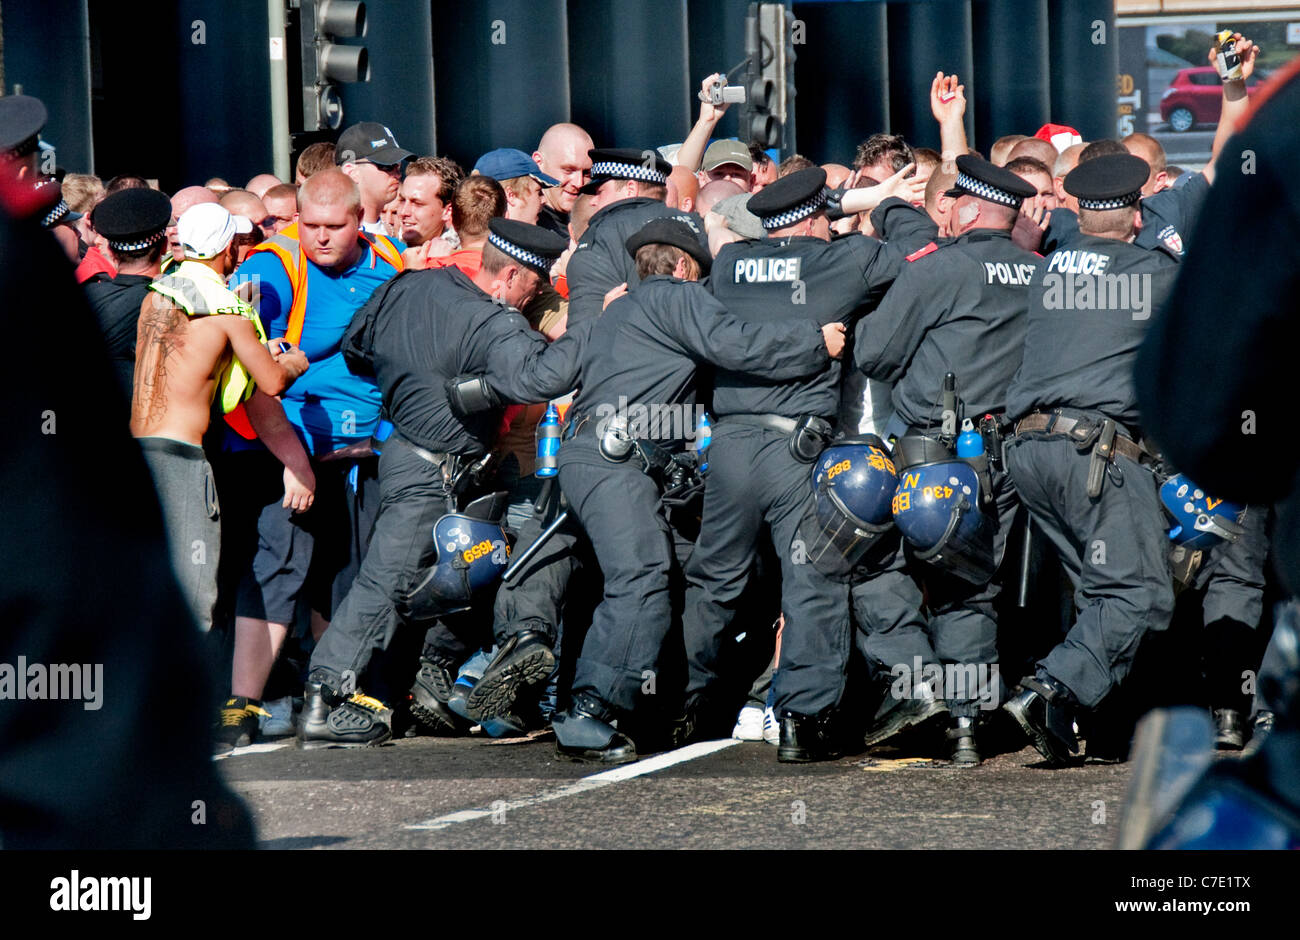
[
  {"left": 741, "top": 2, "right": 797, "bottom": 154},
  {"left": 300, "top": 0, "right": 370, "bottom": 131}
]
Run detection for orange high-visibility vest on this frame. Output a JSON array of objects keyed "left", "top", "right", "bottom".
[{"left": 245, "top": 222, "right": 405, "bottom": 345}]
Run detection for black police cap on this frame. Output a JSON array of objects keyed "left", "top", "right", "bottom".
[
  {"left": 0, "top": 94, "right": 47, "bottom": 157},
  {"left": 578, "top": 147, "right": 673, "bottom": 194},
  {"left": 747, "top": 167, "right": 828, "bottom": 230},
  {"left": 1064, "top": 153, "right": 1150, "bottom": 210},
  {"left": 486, "top": 217, "right": 568, "bottom": 276},
  {"left": 944, "top": 154, "right": 1037, "bottom": 209},
  {"left": 92, "top": 188, "right": 173, "bottom": 251},
  {"left": 625, "top": 217, "right": 712, "bottom": 275}
]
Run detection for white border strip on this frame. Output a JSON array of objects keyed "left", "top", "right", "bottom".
[{"left": 404, "top": 738, "right": 742, "bottom": 831}]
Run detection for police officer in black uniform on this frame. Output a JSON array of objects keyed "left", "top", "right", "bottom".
[
  {"left": 508, "top": 219, "right": 841, "bottom": 763},
  {"left": 855, "top": 155, "right": 1041, "bottom": 764},
  {"left": 680, "top": 168, "right": 906, "bottom": 762},
  {"left": 83, "top": 188, "right": 173, "bottom": 410},
  {"left": 1002, "top": 154, "right": 1181, "bottom": 765},
  {"left": 564, "top": 148, "right": 708, "bottom": 327},
  {"left": 298, "top": 219, "right": 577, "bottom": 746}
]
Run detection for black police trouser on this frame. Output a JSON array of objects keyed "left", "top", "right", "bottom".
[
  {"left": 1191, "top": 505, "right": 1270, "bottom": 709},
  {"left": 556, "top": 437, "right": 688, "bottom": 713},
  {"left": 308, "top": 442, "right": 451, "bottom": 694},
  {"left": 862, "top": 475, "right": 1018, "bottom": 718},
  {"left": 683, "top": 424, "right": 851, "bottom": 717},
  {"left": 490, "top": 488, "right": 582, "bottom": 650},
  {"left": 1005, "top": 434, "right": 1175, "bottom": 709},
  {"left": 850, "top": 531, "right": 939, "bottom": 677}
]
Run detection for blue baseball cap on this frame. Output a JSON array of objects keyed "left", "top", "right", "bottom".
[{"left": 473, "top": 148, "right": 559, "bottom": 187}]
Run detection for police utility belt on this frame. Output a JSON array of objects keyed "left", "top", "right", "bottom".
[
  {"left": 1014, "top": 409, "right": 1155, "bottom": 498},
  {"left": 723, "top": 413, "right": 835, "bottom": 463},
  {"left": 567, "top": 411, "right": 705, "bottom": 508}
]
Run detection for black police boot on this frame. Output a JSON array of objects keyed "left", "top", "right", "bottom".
[
  {"left": 466, "top": 629, "right": 556, "bottom": 723},
  {"left": 1003, "top": 675, "right": 1081, "bottom": 767},
  {"left": 948, "top": 716, "right": 980, "bottom": 767},
  {"left": 1213, "top": 708, "right": 1246, "bottom": 750},
  {"left": 1242, "top": 711, "right": 1275, "bottom": 756},
  {"left": 778, "top": 706, "right": 845, "bottom": 763},
  {"left": 862, "top": 679, "right": 949, "bottom": 748},
  {"left": 553, "top": 692, "right": 637, "bottom": 764},
  {"left": 298, "top": 682, "right": 392, "bottom": 749},
  {"left": 410, "top": 657, "right": 471, "bottom": 735}
]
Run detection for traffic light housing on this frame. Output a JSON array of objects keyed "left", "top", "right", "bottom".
[
  {"left": 741, "top": 2, "right": 797, "bottom": 154},
  {"left": 300, "top": 0, "right": 370, "bottom": 131}
]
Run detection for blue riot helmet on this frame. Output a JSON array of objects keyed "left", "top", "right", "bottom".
[
  {"left": 1159, "top": 474, "right": 1246, "bottom": 550},
  {"left": 798, "top": 435, "right": 898, "bottom": 579},
  {"left": 401, "top": 491, "right": 512, "bottom": 620},
  {"left": 892, "top": 460, "right": 996, "bottom": 585}
]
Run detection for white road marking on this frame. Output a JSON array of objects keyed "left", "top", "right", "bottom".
[
  {"left": 213, "top": 741, "right": 294, "bottom": 761},
  {"left": 404, "top": 738, "right": 743, "bottom": 830}
]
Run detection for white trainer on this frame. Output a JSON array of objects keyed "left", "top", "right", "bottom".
[
  {"left": 731, "top": 705, "right": 765, "bottom": 741},
  {"left": 762, "top": 706, "right": 780, "bottom": 745}
]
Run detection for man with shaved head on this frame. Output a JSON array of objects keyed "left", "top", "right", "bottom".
[
  {"left": 990, "top": 134, "right": 1029, "bottom": 167},
  {"left": 245, "top": 173, "right": 282, "bottom": 200},
  {"left": 214, "top": 167, "right": 406, "bottom": 751},
  {"left": 695, "top": 179, "right": 743, "bottom": 218},
  {"left": 1052, "top": 143, "right": 1086, "bottom": 210},
  {"left": 667, "top": 165, "right": 699, "bottom": 213},
  {"left": 532, "top": 122, "right": 594, "bottom": 237},
  {"left": 1122, "top": 132, "right": 1170, "bottom": 197},
  {"left": 262, "top": 183, "right": 298, "bottom": 234},
  {"left": 220, "top": 189, "right": 273, "bottom": 241},
  {"left": 1006, "top": 136, "right": 1059, "bottom": 170},
  {"left": 166, "top": 185, "right": 220, "bottom": 265}
]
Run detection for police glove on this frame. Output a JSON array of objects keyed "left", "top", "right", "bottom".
[{"left": 823, "top": 186, "right": 848, "bottom": 222}]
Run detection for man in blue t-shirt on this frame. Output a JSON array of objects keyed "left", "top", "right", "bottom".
[{"left": 215, "top": 168, "right": 404, "bottom": 751}]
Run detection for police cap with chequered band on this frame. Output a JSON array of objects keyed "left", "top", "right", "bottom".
[
  {"left": 626, "top": 217, "right": 712, "bottom": 275},
  {"left": 943, "top": 154, "right": 1037, "bottom": 209},
  {"left": 746, "top": 166, "right": 828, "bottom": 230},
  {"left": 486, "top": 218, "right": 568, "bottom": 277},
  {"left": 92, "top": 188, "right": 173, "bottom": 252},
  {"left": 1064, "top": 153, "right": 1150, "bottom": 211},
  {"left": 577, "top": 147, "right": 672, "bottom": 195}
]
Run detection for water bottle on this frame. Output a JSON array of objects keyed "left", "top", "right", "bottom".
[
  {"left": 956, "top": 418, "right": 984, "bottom": 458},
  {"left": 535, "top": 403, "right": 561, "bottom": 477},
  {"left": 695, "top": 411, "right": 713, "bottom": 473}
]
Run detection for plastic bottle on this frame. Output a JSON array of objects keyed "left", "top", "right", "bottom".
[
  {"left": 956, "top": 417, "right": 984, "bottom": 458},
  {"left": 535, "top": 403, "right": 561, "bottom": 477},
  {"left": 695, "top": 411, "right": 713, "bottom": 473}
]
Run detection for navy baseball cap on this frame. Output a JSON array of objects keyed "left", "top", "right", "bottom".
[{"left": 473, "top": 148, "right": 558, "bottom": 187}]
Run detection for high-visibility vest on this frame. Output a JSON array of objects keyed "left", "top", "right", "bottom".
[
  {"left": 245, "top": 222, "right": 405, "bottom": 345},
  {"left": 148, "top": 260, "right": 268, "bottom": 438}
]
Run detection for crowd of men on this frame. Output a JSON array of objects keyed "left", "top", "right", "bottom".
[{"left": 2, "top": 30, "right": 1294, "bottom": 775}]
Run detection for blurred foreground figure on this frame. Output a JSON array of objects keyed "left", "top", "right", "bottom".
[{"left": 0, "top": 184, "right": 255, "bottom": 849}]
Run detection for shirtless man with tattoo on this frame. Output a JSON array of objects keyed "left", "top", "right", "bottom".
[{"left": 132, "top": 202, "right": 308, "bottom": 630}]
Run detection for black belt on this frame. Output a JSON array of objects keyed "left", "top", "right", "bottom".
[
  {"left": 723, "top": 413, "right": 823, "bottom": 434},
  {"left": 1014, "top": 411, "right": 1152, "bottom": 466},
  {"left": 386, "top": 433, "right": 457, "bottom": 469}
]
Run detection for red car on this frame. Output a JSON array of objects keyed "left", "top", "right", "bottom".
[{"left": 1160, "top": 66, "right": 1263, "bottom": 132}]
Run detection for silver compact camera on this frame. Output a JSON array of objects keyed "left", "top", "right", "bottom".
[{"left": 700, "top": 77, "right": 745, "bottom": 107}]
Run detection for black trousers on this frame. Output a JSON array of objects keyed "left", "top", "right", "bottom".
[
  {"left": 555, "top": 437, "right": 691, "bottom": 713},
  {"left": 682, "top": 423, "right": 851, "bottom": 716},
  {"left": 307, "top": 443, "right": 452, "bottom": 693},
  {"left": 1005, "top": 433, "right": 1175, "bottom": 709}
]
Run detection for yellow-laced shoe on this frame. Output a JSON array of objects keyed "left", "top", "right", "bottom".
[
  {"left": 215, "top": 697, "right": 271, "bottom": 753},
  {"left": 298, "top": 686, "right": 393, "bottom": 749}
]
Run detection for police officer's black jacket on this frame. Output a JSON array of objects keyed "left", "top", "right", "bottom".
[
  {"left": 708, "top": 233, "right": 903, "bottom": 421},
  {"left": 536, "top": 204, "right": 570, "bottom": 240},
  {"left": 565, "top": 274, "right": 829, "bottom": 461},
  {"left": 1044, "top": 174, "right": 1209, "bottom": 260},
  {"left": 84, "top": 272, "right": 152, "bottom": 406},
  {"left": 343, "top": 266, "right": 578, "bottom": 457},
  {"left": 856, "top": 228, "right": 1040, "bottom": 427},
  {"left": 1006, "top": 233, "right": 1178, "bottom": 430},
  {"left": 565, "top": 197, "right": 708, "bottom": 327}
]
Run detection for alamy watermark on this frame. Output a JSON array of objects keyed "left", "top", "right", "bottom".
[
  {"left": 1041, "top": 251, "right": 1153, "bottom": 320},
  {"left": 0, "top": 657, "right": 103, "bottom": 710},
  {"left": 594, "top": 396, "right": 708, "bottom": 446},
  {"left": 888, "top": 657, "right": 1000, "bottom": 711}
]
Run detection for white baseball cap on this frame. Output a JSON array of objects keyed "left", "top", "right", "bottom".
[{"left": 177, "top": 203, "right": 253, "bottom": 259}]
